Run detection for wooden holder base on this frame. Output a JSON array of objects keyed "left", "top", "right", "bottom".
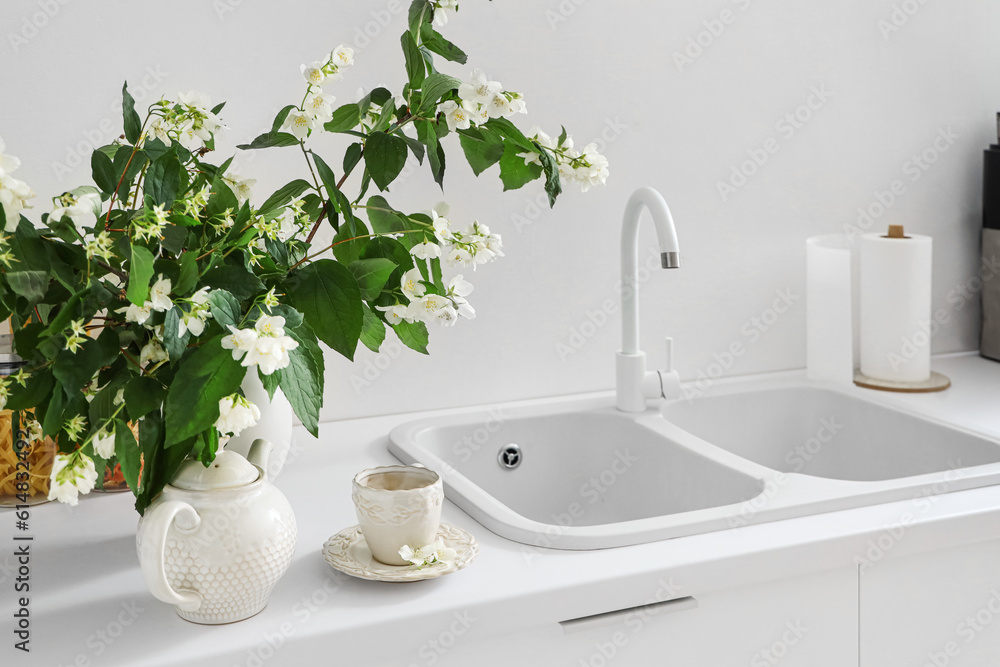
[{"left": 853, "top": 371, "right": 951, "bottom": 394}]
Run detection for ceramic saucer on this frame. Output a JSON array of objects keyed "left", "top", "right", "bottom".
[{"left": 322, "top": 523, "right": 478, "bottom": 582}]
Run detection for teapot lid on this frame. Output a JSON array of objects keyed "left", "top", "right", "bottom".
[{"left": 170, "top": 450, "right": 260, "bottom": 491}]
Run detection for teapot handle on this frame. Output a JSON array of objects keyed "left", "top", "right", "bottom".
[{"left": 138, "top": 500, "right": 203, "bottom": 612}]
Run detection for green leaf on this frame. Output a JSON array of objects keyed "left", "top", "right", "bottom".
[
  {"left": 400, "top": 132, "right": 425, "bottom": 164},
  {"left": 202, "top": 265, "right": 266, "bottom": 301},
  {"left": 459, "top": 129, "right": 504, "bottom": 176},
  {"left": 310, "top": 153, "right": 343, "bottom": 228},
  {"left": 259, "top": 368, "right": 279, "bottom": 401},
  {"left": 4, "top": 370, "right": 53, "bottom": 412},
  {"left": 332, "top": 219, "right": 370, "bottom": 265},
  {"left": 96, "top": 327, "right": 121, "bottom": 367},
  {"left": 136, "top": 412, "right": 188, "bottom": 515},
  {"left": 91, "top": 150, "right": 117, "bottom": 194},
  {"left": 208, "top": 289, "right": 242, "bottom": 329},
  {"left": 163, "top": 307, "right": 191, "bottom": 361},
  {"left": 499, "top": 141, "right": 543, "bottom": 191},
  {"left": 144, "top": 156, "right": 181, "bottom": 206},
  {"left": 237, "top": 132, "right": 300, "bottom": 150},
  {"left": 6, "top": 271, "right": 48, "bottom": 303},
  {"left": 417, "top": 119, "right": 446, "bottom": 188},
  {"left": 40, "top": 385, "right": 66, "bottom": 439},
  {"left": 408, "top": 0, "right": 433, "bottom": 36},
  {"left": 366, "top": 195, "right": 411, "bottom": 235},
  {"left": 114, "top": 418, "right": 141, "bottom": 494},
  {"left": 288, "top": 259, "right": 363, "bottom": 360},
  {"left": 274, "top": 325, "right": 325, "bottom": 438},
  {"left": 333, "top": 186, "right": 357, "bottom": 235},
  {"left": 402, "top": 32, "right": 425, "bottom": 88},
  {"left": 126, "top": 245, "right": 155, "bottom": 306},
  {"left": 259, "top": 179, "right": 313, "bottom": 217},
  {"left": 419, "top": 23, "right": 467, "bottom": 64},
  {"left": 175, "top": 252, "right": 199, "bottom": 296},
  {"left": 487, "top": 117, "right": 536, "bottom": 152},
  {"left": 343, "top": 142, "right": 363, "bottom": 175},
  {"left": 324, "top": 104, "right": 362, "bottom": 133},
  {"left": 160, "top": 225, "right": 188, "bottom": 255},
  {"left": 360, "top": 304, "right": 386, "bottom": 353},
  {"left": 122, "top": 82, "right": 142, "bottom": 145},
  {"left": 53, "top": 338, "right": 102, "bottom": 392},
  {"left": 364, "top": 132, "right": 408, "bottom": 191},
  {"left": 349, "top": 258, "right": 397, "bottom": 300},
  {"left": 536, "top": 145, "right": 563, "bottom": 208},
  {"left": 271, "top": 105, "right": 296, "bottom": 134},
  {"left": 418, "top": 73, "right": 463, "bottom": 113},
  {"left": 124, "top": 376, "right": 167, "bottom": 421},
  {"left": 164, "top": 336, "right": 246, "bottom": 446},
  {"left": 392, "top": 320, "right": 430, "bottom": 354}
]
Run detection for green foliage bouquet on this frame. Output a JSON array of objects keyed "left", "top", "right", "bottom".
[{"left": 0, "top": 0, "right": 608, "bottom": 514}]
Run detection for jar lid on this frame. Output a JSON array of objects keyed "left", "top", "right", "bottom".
[{"left": 169, "top": 450, "right": 260, "bottom": 491}]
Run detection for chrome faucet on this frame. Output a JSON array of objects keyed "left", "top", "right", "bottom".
[{"left": 617, "top": 187, "right": 681, "bottom": 412}]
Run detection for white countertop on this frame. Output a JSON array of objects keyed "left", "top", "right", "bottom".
[{"left": 5, "top": 353, "right": 1000, "bottom": 667}]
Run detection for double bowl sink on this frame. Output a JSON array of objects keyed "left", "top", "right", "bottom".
[{"left": 388, "top": 376, "right": 1000, "bottom": 549}]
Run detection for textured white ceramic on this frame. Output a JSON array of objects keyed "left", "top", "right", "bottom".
[
  {"left": 135, "top": 442, "right": 297, "bottom": 624},
  {"left": 322, "top": 523, "right": 478, "bottom": 582},
  {"left": 352, "top": 465, "right": 443, "bottom": 566},
  {"left": 224, "top": 374, "right": 294, "bottom": 480}
]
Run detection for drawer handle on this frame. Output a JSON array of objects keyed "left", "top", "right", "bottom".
[{"left": 559, "top": 596, "right": 698, "bottom": 634}]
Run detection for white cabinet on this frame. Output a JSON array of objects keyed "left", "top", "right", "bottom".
[
  {"left": 377, "top": 567, "right": 858, "bottom": 667},
  {"left": 860, "top": 539, "right": 1000, "bottom": 667}
]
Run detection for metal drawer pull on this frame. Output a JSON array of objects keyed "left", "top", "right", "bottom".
[{"left": 559, "top": 596, "right": 698, "bottom": 634}]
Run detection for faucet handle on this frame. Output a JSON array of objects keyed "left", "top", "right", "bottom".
[{"left": 664, "top": 337, "right": 674, "bottom": 373}]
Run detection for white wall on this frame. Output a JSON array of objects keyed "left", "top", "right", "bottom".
[{"left": 3, "top": 0, "right": 996, "bottom": 421}]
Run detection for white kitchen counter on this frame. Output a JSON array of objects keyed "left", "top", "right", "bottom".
[{"left": 5, "top": 353, "right": 1000, "bottom": 667}]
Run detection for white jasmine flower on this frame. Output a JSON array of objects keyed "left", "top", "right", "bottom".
[
  {"left": 51, "top": 192, "right": 102, "bottom": 233},
  {"left": 117, "top": 301, "right": 152, "bottom": 325},
  {"left": 47, "top": 453, "right": 98, "bottom": 506},
  {"left": 458, "top": 68, "right": 500, "bottom": 106},
  {"left": 222, "top": 326, "right": 258, "bottom": 360},
  {"left": 484, "top": 232, "right": 504, "bottom": 257},
  {"left": 92, "top": 426, "right": 116, "bottom": 459},
  {"left": 431, "top": 210, "right": 453, "bottom": 244},
  {"left": 65, "top": 319, "right": 88, "bottom": 354},
  {"left": 176, "top": 121, "right": 204, "bottom": 152},
  {"left": 139, "top": 339, "right": 168, "bottom": 366},
  {"left": 400, "top": 268, "right": 426, "bottom": 300},
  {"left": 431, "top": 0, "right": 459, "bottom": 27},
  {"left": 0, "top": 137, "right": 22, "bottom": 176},
  {"left": 149, "top": 275, "right": 173, "bottom": 312},
  {"left": 147, "top": 117, "right": 172, "bottom": 145},
  {"left": 436, "top": 100, "right": 472, "bottom": 132},
  {"left": 486, "top": 92, "right": 511, "bottom": 119},
  {"left": 376, "top": 304, "right": 412, "bottom": 325},
  {"left": 301, "top": 61, "right": 327, "bottom": 87},
  {"left": 575, "top": 143, "right": 610, "bottom": 192},
  {"left": 178, "top": 90, "right": 212, "bottom": 111},
  {"left": 415, "top": 294, "right": 458, "bottom": 326},
  {"left": 332, "top": 45, "right": 355, "bottom": 67},
  {"left": 283, "top": 109, "right": 317, "bottom": 140},
  {"left": 255, "top": 314, "right": 286, "bottom": 337},
  {"left": 0, "top": 174, "right": 35, "bottom": 230},
  {"left": 64, "top": 415, "right": 88, "bottom": 442},
  {"left": 444, "top": 246, "right": 474, "bottom": 268},
  {"left": 398, "top": 538, "right": 458, "bottom": 567},
  {"left": 113, "top": 388, "right": 125, "bottom": 406},
  {"left": 84, "top": 232, "right": 115, "bottom": 262},
  {"left": 215, "top": 394, "right": 261, "bottom": 438},
  {"left": 304, "top": 91, "right": 336, "bottom": 122},
  {"left": 410, "top": 240, "right": 442, "bottom": 260},
  {"left": 244, "top": 334, "right": 298, "bottom": 375},
  {"left": 178, "top": 310, "right": 207, "bottom": 338},
  {"left": 447, "top": 274, "right": 474, "bottom": 298},
  {"left": 507, "top": 95, "right": 527, "bottom": 116}
]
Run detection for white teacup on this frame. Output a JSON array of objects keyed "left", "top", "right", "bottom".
[{"left": 352, "top": 465, "right": 443, "bottom": 566}]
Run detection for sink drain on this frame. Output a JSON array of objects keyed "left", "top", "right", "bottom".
[{"left": 498, "top": 444, "right": 522, "bottom": 469}]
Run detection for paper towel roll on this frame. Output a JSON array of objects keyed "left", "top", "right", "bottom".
[
  {"left": 859, "top": 231, "right": 933, "bottom": 382},
  {"left": 806, "top": 235, "right": 858, "bottom": 383}
]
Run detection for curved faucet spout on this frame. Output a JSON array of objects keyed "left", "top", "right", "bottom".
[{"left": 617, "top": 187, "right": 681, "bottom": 412}]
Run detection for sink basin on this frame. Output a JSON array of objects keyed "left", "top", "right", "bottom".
[
  {"left": 388, "top": 377, "right": 1000, "bottom": 550},
  {"left": 660, "top": 386, "right": 1000, "bottom": 481}
]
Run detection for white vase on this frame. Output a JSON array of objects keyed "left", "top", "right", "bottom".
[{"left": 225, "top": 374, "right": 294, "bottom": 480}]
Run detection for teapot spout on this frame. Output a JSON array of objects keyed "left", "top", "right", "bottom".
[{"left": 246, "top": 439, "right": 274, "bottom": 478}]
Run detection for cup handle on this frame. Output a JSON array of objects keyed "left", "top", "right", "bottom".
[{"left": 138, "top": 500, "right": 203, "bottom": 612}]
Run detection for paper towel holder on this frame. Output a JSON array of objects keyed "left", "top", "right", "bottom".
[{"left": 854, "top": 370, "right": 951, "bottom": 393}]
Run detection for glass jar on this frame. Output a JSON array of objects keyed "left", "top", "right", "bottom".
[{"left": 0, "top": 351, "right": 57, "bottom": 507}]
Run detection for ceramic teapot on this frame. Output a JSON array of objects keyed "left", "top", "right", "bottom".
[{"left": 135, "top": 440, "right": 297, "bottom": 624}]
